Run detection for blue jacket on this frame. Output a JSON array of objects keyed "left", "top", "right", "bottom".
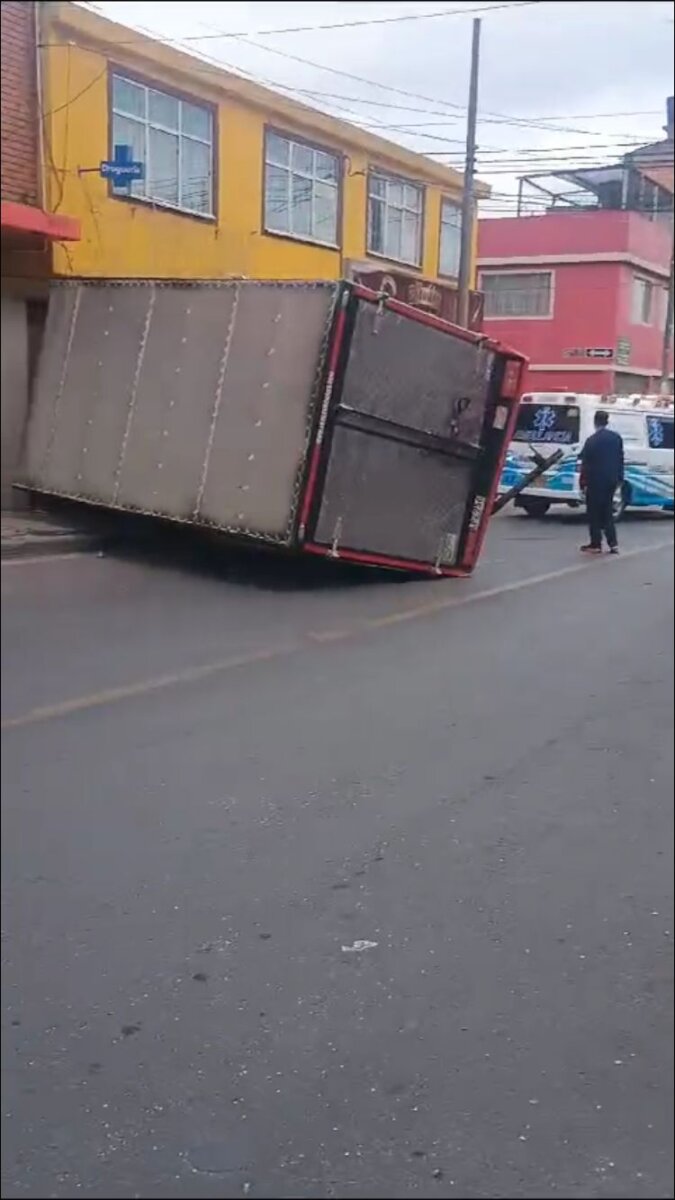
[{"left": 580, "top": 427, "right": 624, "bottom": 490}]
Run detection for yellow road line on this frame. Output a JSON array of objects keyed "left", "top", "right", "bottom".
[
  {"left": 2, "top": 538, "right": 671, "bottom": 733},
  {"left": 1, "top": 645, "right": 297, "bottom": 731}
]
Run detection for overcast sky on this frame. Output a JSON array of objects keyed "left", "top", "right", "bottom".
[{"left": 86, "top": 0, "right": 674, "bottom": 212}]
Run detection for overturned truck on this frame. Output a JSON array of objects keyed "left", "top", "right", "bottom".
[{"left": 20, "top": 280, "right": 526, "bottom": 576}]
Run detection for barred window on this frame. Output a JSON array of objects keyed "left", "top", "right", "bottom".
[{"left": 480, "top": 271, "right": 553, "bottom": 318}]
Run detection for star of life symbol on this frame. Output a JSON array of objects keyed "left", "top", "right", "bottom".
[{"left": 532, "top": 405, "right": 557, "bottom": 440}]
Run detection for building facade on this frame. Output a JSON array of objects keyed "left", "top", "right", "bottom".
[
  {"left": 40, "top": 1, "right": 483, "bottom": 323},
  {"left": 1, "top": 0, "right": 80, "bottom": 508},
  {"left": 478, "top": 119, "right": 674, "bottom": 398}
]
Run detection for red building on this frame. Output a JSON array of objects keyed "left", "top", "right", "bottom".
[{"left": 477, "top": 160, "right": 673, "bottom": 396}]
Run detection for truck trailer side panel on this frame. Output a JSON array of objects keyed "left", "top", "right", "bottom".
[
  {"left": 23, "top": 281, "right": 336, "bottom": 543},
  {"left": 21, "top": 279, "right": 526, "bottom": 575}
]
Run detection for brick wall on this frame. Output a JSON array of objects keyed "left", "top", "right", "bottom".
[{"left": 1, "top": 0, "right": 39, "bottom": 206}]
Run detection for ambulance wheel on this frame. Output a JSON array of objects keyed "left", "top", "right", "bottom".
[{"left": 520, "top": 498, "right": 551, "bottom": 518}]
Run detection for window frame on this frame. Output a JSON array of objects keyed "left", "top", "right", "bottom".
[
  {"left": 107, "top": 65, "right": 217, "bottom": 221},
  {"left": 438, "top": 195, "right": 462, "bottom": 279},
  {"left": 646, "top": 415, "right": 674, "bottom": 451},
  {"left": 479, "top": 269, "right": 555, "bottom": 320},
  {"left": 262, "top": 125, "right": 343, "bottom": 250},
  {"left": 366, "top": 169, "right": 425, "bottom": 268},
  {"left": 631, "top": 275, "right": 656, "bottom": 326}
]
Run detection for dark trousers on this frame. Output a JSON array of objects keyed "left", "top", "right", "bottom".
[{"left": 586, "top": 483, "right": 618, "bottom": 549}]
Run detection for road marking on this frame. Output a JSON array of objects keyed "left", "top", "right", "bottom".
[
  {"left": 307, "top": 627, "right": 354, "bottom": 642},
  {"left": 2, "top": 538, "right": 671, "bottom": 733},
  {"left": 362, "top": 538, "right": 673, "bottom": 631},
  {"left": 1, "top": 645, "right": 297, "bottom": 731}
]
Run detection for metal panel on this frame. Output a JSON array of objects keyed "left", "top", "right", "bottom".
[
  {"left": 314, "top": 425, "right": 472, "bottom": 566},
  {"left": 22, "top": 281, "right": 337, "bottom": 542},
  {"left": 198, "top": 284, "right": 336, "bottom": 538},
  {"left": 115, "top": 286, "right": 237, "bottom": 517},
  {"left": 312, "top": 294, "right": 496, "bottom": 567},
  {"left": 51, "top": 286, "right": 152, "bottom": 501},
  {"left": 22, "top": 286, "right": 81, "bottom": 486},
  {"left": 342, "top": 302, "right": 494, "bottom": 447}
]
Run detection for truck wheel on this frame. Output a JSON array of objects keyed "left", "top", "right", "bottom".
[{"left": 520, "top": 498, "right": 551, "bottom": 518}]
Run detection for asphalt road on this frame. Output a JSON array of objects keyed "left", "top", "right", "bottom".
[{"left": 2, "top": 511, "right": 674, "bottom": 1199}]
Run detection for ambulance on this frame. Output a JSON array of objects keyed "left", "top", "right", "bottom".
[{"left": 499, "top": 392, "right": 674, "bottom": 518}]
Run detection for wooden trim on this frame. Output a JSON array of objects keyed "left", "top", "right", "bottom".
[
  {"left": 261, "top": 123, "right": 344, "bottom": 250},
  {"left": 106, "top": 62, "right": 218, "bottom": 222}
]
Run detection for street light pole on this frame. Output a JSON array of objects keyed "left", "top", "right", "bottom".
[{"left": 457, "top": 17, "right": 481, "bottom": 329}]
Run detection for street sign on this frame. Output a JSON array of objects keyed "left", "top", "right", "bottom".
[
  {"left": 100, "top": 144, "right": 144, "bottom": 186},
  {"left": 563, "top": 347, "right": 614, "bottom": 360}
]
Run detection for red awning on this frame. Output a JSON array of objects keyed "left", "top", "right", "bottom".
[{"left": 1, "top": 200, "right": 80, "bottom": 241}]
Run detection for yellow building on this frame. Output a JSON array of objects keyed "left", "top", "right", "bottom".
[{"left": 41, "top": 2, "right": 486, "bottom": 315}]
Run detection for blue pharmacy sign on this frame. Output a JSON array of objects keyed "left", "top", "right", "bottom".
[{"left": 100, "top": 144, "right": 144, "bottom": 188}]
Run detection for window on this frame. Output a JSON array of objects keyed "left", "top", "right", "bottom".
[
  {"left": 631, "top": 276, "right": 655, "bottom": 325},
  {"left": 439, "top": 198, "right": 462, "bottom": 277},
  {"left": 513, "top": 404, "right": 579, "bottom": 445},
  {"left": 480, "top": 271, "right": 553, "bottom": 319},
  {"left": 597, "top": 411, "right": 643, "bottom": 445},
  {"left": 111, "top": 74, "right": 213, "bottom": 215},
  {"left": 264, "top": 131, "right": 340, "bottom": 245},
  {"left": 367, "top": 172, "right": 423, "bottom": 266},
  {"left": 647, "top": 416, "right": 674, "bottom": 450}
]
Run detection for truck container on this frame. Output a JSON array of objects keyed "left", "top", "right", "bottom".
[{"left": 20, "top": 279, "right": 526, "bottom": 576}]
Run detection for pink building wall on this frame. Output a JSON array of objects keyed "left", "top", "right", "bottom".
[{"left": 478, "top": 210, "right": 672, "bottom": 394}]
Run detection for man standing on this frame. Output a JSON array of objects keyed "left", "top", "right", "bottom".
[{"left": 579, "top": 410, "right": 625, "bottom": 555}]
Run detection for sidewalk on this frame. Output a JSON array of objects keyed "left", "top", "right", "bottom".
[{"left": 1, "top": 508, "right": 102, "bottom": 560}]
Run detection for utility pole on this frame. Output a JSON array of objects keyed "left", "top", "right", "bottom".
[
  {"left": 660, "top": 234, "right": 674, "bottom": 395},
  {"left": 457, "top": 18, "right": 481, "bottom": 329}
]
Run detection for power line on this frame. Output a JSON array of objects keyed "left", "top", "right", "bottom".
[
  {"left": 55, "top": 4, "right": 659, "bottom": 151},
  {"left": 73, "top": 1, "right": 542, "bottom": 43},
  {"left": 227, "top": 32, "right": 654, "bottom": 139},
  {"left": 75, "top": 3, "right": 638, "bottom": 139},
  {"left": 243, "top": 88, "right": 661, "bottom": 125},
  {"left": 49, "top": 4, "right": 662, "bottom": 182}
]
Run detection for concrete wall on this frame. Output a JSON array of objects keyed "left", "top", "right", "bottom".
[{"left": 1, "top": 294, "right": 29, "bottom": 509}]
